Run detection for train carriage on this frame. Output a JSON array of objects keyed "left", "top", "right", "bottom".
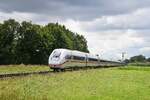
[{"left": 48, "top": 49, "right": 125, "bottom": 71}]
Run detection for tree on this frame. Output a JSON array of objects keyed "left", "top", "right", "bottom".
[
  {"left": 130, "top": 55, "right": 146, "bottom": 62},
  {"left": 0, "top": 19, "right": 89, "bottom": 65},
  {"left": 37, "top": 26, "right": 55, "bottom": 64},
  {"left": 46, "top": 23, "right": 72, "bottom": 49},
  {"left": 147, "top": 58, "right": 150, "bottom": 62},
  {"left": 15, "top": 21, "right": 43, "bottom": 64},
  {"left": 0, "top": 19, "right": 20, "bottom": 64},
  {"left": 73, "top": 34, "right": 89, "bottom": 53}
]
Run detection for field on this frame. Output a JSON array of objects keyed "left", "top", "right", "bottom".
[
  {"left": 0, "top": 65, "right": 50, "bottom": 74},
  {"left": 0, "top": 65, "right": 150, "bottom": 100}
]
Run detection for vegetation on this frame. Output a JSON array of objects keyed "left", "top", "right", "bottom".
[
  {"left": 0, "top": 65, "right": 150, "bottom": 100},
  {"left": 130, "top": 55, "right": 146, "bottom": 62},
  {"left": 0, "top": 19, "right": 89, "bottom": 65},
  {"left": 147, "top": 58, "right": 150, "bottom": 62},
  {"left": 124, "top": 55, "right": 150, "bottom": 64},
  {"left": 0, "top": 65, "right": 49, "bottom": 74},
  {"left": 128, "top": 62, "right": 150, "bottom": 66},
  {"left": 119, "top": 65, "right": 150, "bottom": 71}
]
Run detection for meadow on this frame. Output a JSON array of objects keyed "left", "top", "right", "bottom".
[
  {"left": 0, "top": 65, "right": 150, "bottom": 100},
  {"left": 0, "top": 65, "right": 50, "bottom": 74}
]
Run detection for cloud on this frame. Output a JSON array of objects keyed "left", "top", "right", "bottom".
[
  {"left": 61, "top": 8, "right": 150, "bottom": 59},
  {"left": 61, "top": 19, "right": 145, "bottom": 58},
  {"left": 0, "top": 0, "right": 150, "bottom": 59},
  {"left": 0, "top": 11, "right": 60, "bottom": 24},
  {"left": 139, "top": 47, "right": 150, "bottom": 57},
  {"left": 0, "top": 11, "right": 35, "bottom": 22},
  {"left": 140, "top": 47, "right": 150, "bottom": 52},
  {"left": 78, "top": 8, "right": 150, "bottom": 32},
  {"left": 1, "top": 0, "right": 150, "bottom": 20}
]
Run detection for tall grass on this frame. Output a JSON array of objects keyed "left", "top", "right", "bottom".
[
  {"left": 129, "top": 62, "right": 150, "bottom": 66},
  {"left": 0, "top": 65, "right": 50, "bottom": 74},
  {"left": 0, "top": 66, "right": 150, "bottom": 100},
  {"left": 118, "top": 66, "right": 150, "bottom": 71}
]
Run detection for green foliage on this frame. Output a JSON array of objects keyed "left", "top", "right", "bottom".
[
  {"left": 147, "top": 58, "right": 150, "bottom": 62},
  {"left": 128, "top": 55, "right": 150, "bottom": 64},
  {"left": 130, "top": 55, "right": 146, "bottom": 63},
  {"left": 15, "top": 21, "right": 43, "bottom": 64},
  {"left": 0, "top": 19, "right": 20, "bottom": 64},
  {"left": 73, "top": 34, "right": 89, "bottom": 52},
  {"left": 0, "top": 19, "right": 89, "bottom": 64}
]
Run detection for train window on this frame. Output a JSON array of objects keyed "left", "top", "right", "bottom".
[
  {"left": 88, "top": 58, "right": 98, "bottom": 61},
  {"left": 100, "top": 60, "right": 109, "bottom": 62},
  {"left": 73, "top": 56, "right": 85, "bottom": 61},
  {"left": 65, "top": 55, "right": 71, "bottom": 59}
]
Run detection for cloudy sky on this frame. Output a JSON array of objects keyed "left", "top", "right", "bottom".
[{"left": 0, "top": 0, "right": 150, "bottom": 60}]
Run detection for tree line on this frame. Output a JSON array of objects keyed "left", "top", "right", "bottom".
[
  {"left": 0, "top": 19, "right": 89, "bottom": 65},
  {"left": 124, "top": 55, "right": 150, "bottom": 63}
]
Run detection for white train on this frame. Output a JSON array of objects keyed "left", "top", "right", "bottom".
[{"left": 48, "top": 49, "right": 124, "bottom": 71}]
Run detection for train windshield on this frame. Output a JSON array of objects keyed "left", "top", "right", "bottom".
[{"left": 52, "top": 51, "right": 61, "bottom": 58}]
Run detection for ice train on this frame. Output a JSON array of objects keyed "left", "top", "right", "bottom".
[{"left": 48, "top": 49, "right": 124, "bottom": 71}]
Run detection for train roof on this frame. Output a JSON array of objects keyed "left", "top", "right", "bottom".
[
  {"left": 55, "top": 49, "right": 96, "bottom": 57},
  {"left": 53, "top": 48, "right": 122, "bottom": 63}
]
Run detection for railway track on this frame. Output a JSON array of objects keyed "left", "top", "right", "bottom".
[
  {"left": 0, "top": 68, "right": 84, "bottom": 79},
  {"left": 0, "top": 68, "right": 92, "bottom": 79},
  {"left": 0, "top": 65, "right": 123, "bottom": 79},
  {"left": 0, "top": 71, "right": 53, "bottom": 78}
]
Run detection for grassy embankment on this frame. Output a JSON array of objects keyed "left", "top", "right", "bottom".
[
  {"left": 0, "top": 65, "right": 50, "bottom": 74},
  {"left": 0, "top": 65, "right": 150, "bottom": 100},
  {"left": 129, "top": 62, "right": 150, "bottom": 66}
]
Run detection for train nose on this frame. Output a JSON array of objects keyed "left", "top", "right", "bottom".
[{"left": 49, "top": 64, "right": 62, "bottom": 68}]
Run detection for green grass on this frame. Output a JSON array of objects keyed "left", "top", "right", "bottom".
[
  {"left": 119, "top": 65, "right": 150, "bottom": 71},
  {"left": 129, "top": 62, "right": 150, "bottom": 66},
  {"left": 0, "top": 65, "right": 50, "bottom": 74},
  {"left": 0, "top": 66, "right": 150, "bottom": 100}
]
